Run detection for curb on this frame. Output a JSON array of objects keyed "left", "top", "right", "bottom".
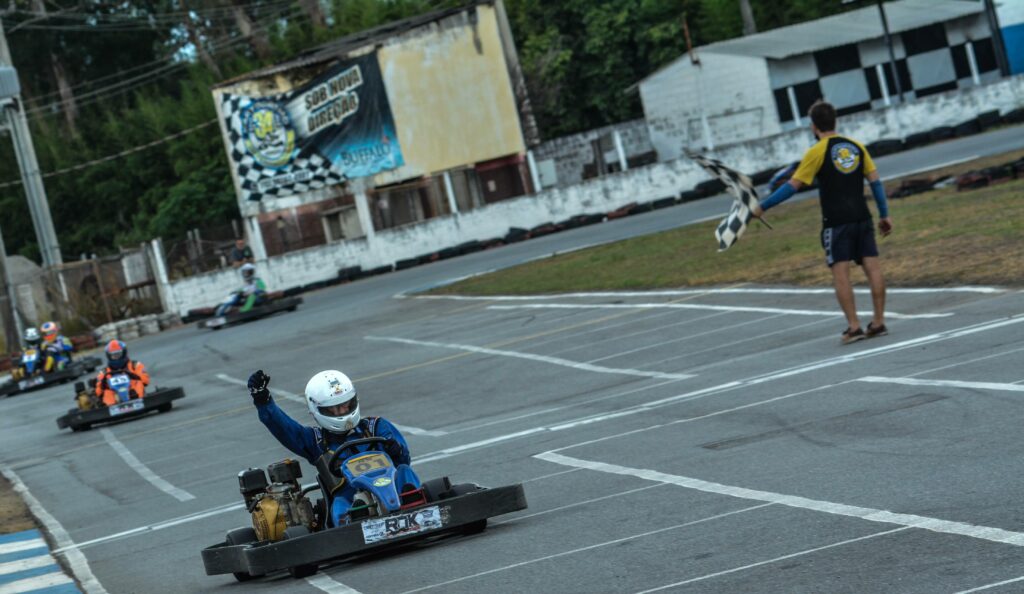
[{"left": 0, "top": 529, "right": 79, "bottom": 593}]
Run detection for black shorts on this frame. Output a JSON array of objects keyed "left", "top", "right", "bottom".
[{"left": 821, "top": 220, "right": 878, "bottom": 267}]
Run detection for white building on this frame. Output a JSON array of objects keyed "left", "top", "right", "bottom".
[{"left": 639, "top": 0, "right": 1003, "bottom": 161}]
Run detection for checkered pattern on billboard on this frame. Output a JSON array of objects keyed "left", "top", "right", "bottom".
[{"left": 221, "top": 94, "right": 346, "bottom": 202}]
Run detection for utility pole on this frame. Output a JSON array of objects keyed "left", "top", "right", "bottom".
[
  {"left": 739, "top": 0, "right": 757, "bottom": 35},
  {"left": 0, "top": 18, "right": 63, "bottom": 267},
  {"left": 982, "top": 0, "right": 1011, "bottom": 76}
]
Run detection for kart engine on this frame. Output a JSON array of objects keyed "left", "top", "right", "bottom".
[
  {"left": 239, "top": 459, "right": 315, "bottom": 542},
  {"left": 75, "top": 381, "right": 98, "bottom": 411}
]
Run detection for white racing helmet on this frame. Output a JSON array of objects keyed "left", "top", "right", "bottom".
[
  {"left": 240, "top": 263, "right": 256, "bottom": 282},
  {"left": 305, "top": 370, "right": 360, "bottom": 433}
]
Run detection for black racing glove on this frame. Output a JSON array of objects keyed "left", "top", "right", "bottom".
[{"left": 248, "top": 370, "right": 271, "bottom": 405}]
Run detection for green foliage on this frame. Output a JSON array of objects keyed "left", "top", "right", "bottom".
[{"left": 0, "top": 0, "right": 854, "bottom": 262}]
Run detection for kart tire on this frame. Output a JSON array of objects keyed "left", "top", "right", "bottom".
[
  {"left": 283, "top": 526, "right": 318, "bottom": 578},
  {"left": 225, "top": 527, "right": 263, "bottom": 582},
  {"left": 71, "top": 422, "right": 91, "bottom": 432},
  {"left": 157, "top": 402, "right": 173, "bottom": 413},
  {"left": 421, "top": 477, "right": 452, "bottom": 503}
]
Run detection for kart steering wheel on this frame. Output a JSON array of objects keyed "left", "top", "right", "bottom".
[{"left": 326, "top": 437, "right": 390, "bottom": 477}]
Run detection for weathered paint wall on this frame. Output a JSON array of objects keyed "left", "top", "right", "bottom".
[
  {"left": 163, "top": 75, "right": 1024, "bottom": 315},
  {"left": 374, "top": 4, "right": 525, "bottom": 184},
  {"left": 640, "top": 52, "right": 781, "bottom": 161},
  {"left": 530, "top": 119, "right": 653, "bottom": 188}
]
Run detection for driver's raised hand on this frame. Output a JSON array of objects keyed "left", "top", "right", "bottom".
[{"left": 248, "top": 370, "right": 271, "bottom": 405}]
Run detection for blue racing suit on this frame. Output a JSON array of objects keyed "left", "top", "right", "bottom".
[
  {"left": 42, "top": 335, "right": 74, "bottom": 371},
  {"left": 256, "top": 398, "right": 418, "bottom": 527}
]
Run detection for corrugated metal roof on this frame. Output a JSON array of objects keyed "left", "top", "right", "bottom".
[
  {"left": 700, "top": 0, "right": 982, "bottom": 60},
  {"left": 213, "top": 1, "right": 492, "bottom": 89}
]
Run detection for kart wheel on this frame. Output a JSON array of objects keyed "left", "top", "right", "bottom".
[
  {"left": 225, "top": 527, "right": 263, "bottom": 582},
  {"left": 461, "top": 519, "right": 487, "bottom": 535},
  {"left": 421, "top": 477, "right": 452, "bottom": 502},
  {"left": 283, "top": 526, "right": 318, "bottom": 579},
  {"left": 286, "top": 306, "right": 297, "bottom": 312},
  {"left": 71, "top": 423, "right": 91, "bottom": 432},
  {"left": 157, "top": 403, "right": 173, "bottom": 413}
]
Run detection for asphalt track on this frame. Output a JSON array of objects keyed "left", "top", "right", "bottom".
[{"left": 1, "top": 127, "right": 1023, "bottom": 594}]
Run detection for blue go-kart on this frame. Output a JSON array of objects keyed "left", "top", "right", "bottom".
[
  {"left": 201, "top": 437, "right": 527, "bottom": 581},
  {"left": 0, "top": 348, "right": 101, "bottom": 398}
]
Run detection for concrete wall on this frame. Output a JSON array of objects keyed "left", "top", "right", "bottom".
[
  {"left": 640, "top": 52, "right": 781, "bottom": 160},
  {"left": 529, "top": 119, "right": 653, "bottom": 188},
  {"left": 161, "top": 74, "right": 1024, "bottom": 316}
]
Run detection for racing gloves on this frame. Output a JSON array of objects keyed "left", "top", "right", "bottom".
[{"left": 248, "top": 370, "right": 271, "bottom": 405}]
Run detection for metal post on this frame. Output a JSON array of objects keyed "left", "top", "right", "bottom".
[
  {"left": 0, "top": 225, "right": 23, "bottom": 352},
  {"left": 91, "top": 257, "right": 114, "bottom": 325},
  {"left": 442, "top": 171, "right": 459, "bottom": 214},
  {"left": 0, "top": 19, "right": 62, "bottom": 267},
  {"left": 983, "top": 0, "right": 1011, "bottom": 77},
  {"left": 877, "top": 0, "right": 904, "bottom": 104}
]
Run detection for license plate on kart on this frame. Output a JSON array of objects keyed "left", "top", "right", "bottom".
[
  {"left": 17, "top": 376, "right": 45, "bottom": 389},
  {"left": 206, "top": 317, "right": 226, "bottom": 327},
  {"left": 109, "top": 400, "right": 146, "bottom": 416},
  {"left": 361, "top": 505, "right": 444, "bottom": 544}
]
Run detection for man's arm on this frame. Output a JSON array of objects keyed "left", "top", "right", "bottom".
[
  {"left": 373, "top": 419, "right": 411, "bottom": 466},
  {"left": 249, "top": 370, "right": 321, "bottom": 464},
  {"left": 866, "top": 170, "right": 893, "bottom": 236}
]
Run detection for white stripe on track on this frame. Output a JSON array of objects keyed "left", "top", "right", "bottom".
[
  {"left": 634, "top": 528, "right": 909, "bottom": 593},
  {"left": 487, "top": 302, "right": 951, "bottom": 319},
  {"left": 0, "top": 465, "right": 107, "bottom": 594},
  {"left": 535, "top": 452, "right": 1024, "bottom": 547},
  {"left": 955, "top": 575, "right": 1024, "bottom": 593},
  {"left": 0, "top": 571, "right": 74, "bottom": 594},
  {"left": 0, "top": 554, "right": 55, "bottom": 576},
  {"left": 415, "top": 286, "right": 1003, "bottom": 300},
  {"left": 214, "top": 374, "right": 446, "bottom": 436},
  {"left": 100, "top": 429, "right": 195, "bottom": 502},
  {"left": 307, "top": 574, "right": 364, "bottom": 594},
  {"left": 398, "top": 503, "right": 773, "bottom": 593},
  {"left": 858, "top": 376, "right": 1024, "bottom": 392},
  {"left": 0, "top": 540, "right": 44, "bottom": 556},
  {"left": 366, "top": 336, "right": 695, "bottom": 381}
]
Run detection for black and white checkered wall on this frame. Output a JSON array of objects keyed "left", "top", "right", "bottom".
[{"left": 769, "top": 15, "right": 1000, "bottom": 125}]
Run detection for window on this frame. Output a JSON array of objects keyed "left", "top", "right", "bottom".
[
  {"left": 321, "top": 206, "right": 364, "bottom": 242},
  {"left": 813, "top": 44, "right": 861, "bottom": 77}
]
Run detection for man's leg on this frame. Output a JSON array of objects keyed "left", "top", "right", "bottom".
[
  {"left": 860, "top": 256, "right": 886, "bottom": 328},
  {"left": 830, "top": 261, "right": 860, "bottom": 330}
]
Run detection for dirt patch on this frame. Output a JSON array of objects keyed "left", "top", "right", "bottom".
[{"left": 0, "top": 473, "right": 37, "bottom": 534}]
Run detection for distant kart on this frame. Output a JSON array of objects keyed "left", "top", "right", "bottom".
[
  {"left": 201, "top": 437, "right": 527, "bottom": 581},
  {"left": 56, "top": 376, "right": 184, "bottom": 432},
  {"left": 0, "top": 353, "right": 102, "bottom": 398},
  {"left": 198, "top": 293, "right": 302, "bottom": 330}
]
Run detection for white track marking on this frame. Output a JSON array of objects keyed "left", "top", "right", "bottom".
[
  {"left": 214, "top": 374, "right": 447, "bottom": 436},
  {"left": 415, "top": 286, "right": 1003, "bottom": 300},
  {"left": 0, "top": 539, "right": 44, "bottom": 556},
  {"left": 399, "top": 503, "right": 773, "bottom": 593},
  {"left": 492, "top": 483, "right": 668, "bottom": 527},
  {"left": 547, "top": 311, "right": 730, "bottom": 357},
  {"left": 307, "top": 573, "right": 364, "bottom": 594},
  {"left": 488, "top": 303, "right": 951, "bottom": 319},
  {"left": 858, "top": 376, "right": 1024, "bottom": 393},
  {"left": 955, "top": 575, "right": 1024, "bottom": 593},
  {"left": 367, "top": 336, "right": 695, "bottom": 381},
  {"left": 535, "top": 452, "right": 1024, "bottom": 547},
  {"left": 0, "top": 466, "right": 108, "bottom": 594},
  {"left": 634, "top": 528, "right": 909, "bottom": 593},
  {"left": 0, "top": 571, "right": 74, "bottom": 593},
  {"left": 0, "top": 554, "right": 56, "bottom": 576},
  {"left": 100, "top": 429, "right": 195, "bottom": 502}
]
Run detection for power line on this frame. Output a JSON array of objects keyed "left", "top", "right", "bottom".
[{"left": 0, "top": 118, "right": 219, "bottom": 189}]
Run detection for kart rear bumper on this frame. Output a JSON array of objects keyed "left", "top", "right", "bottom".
[
  {"left": 201, "top": 483, "right": 527, "bottom": 576},
  {"left": 0, "top": 357, "right": 102, "bottom": 397},
  {"left": 56, "top": 387, "right": 185, "bottom": 429}
]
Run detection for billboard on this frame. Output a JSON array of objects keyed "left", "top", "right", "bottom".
[{"left": 219, "top": 52, "right": 404, "bottom": 202}]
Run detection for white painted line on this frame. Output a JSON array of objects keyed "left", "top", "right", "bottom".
[
  {"left": 487, "top": 303, "right": 952, "bottom": 319},
  {"left": 955, "top": 575, "right": 1024, "bottom": 593},
  {"left": 535, "top": 452, "right": 1024, "bottom": 547},
  {"left": 634, "top": 527, "right": 909, "bottom": 593},
  {"left": 0, "top": 540, "right": 44, "bottom": 556},
  {"left": 215, "top": 374, "right": 447, "bottom": 436},
  {"left": 858, "top": 376, "right": 1024, "bottom": 393},
  {"left": 0, "top": 571, "right": 74, "bottom": 593},
  {"left": 0, "top": 554, "right": 56, "bottom": 576},
  {"left": 492, "top": 483, "right": 668, "bottom": 527},
  {"left": 100, "top": 429, "right": 195, "bottom": 502},
  {"left": 367, "top": 336, "right": 695, "bottom": 381},
  {"left": 416, "top": 286, "right": 1003, "bottom": 300},
  {"left": 307, "top": 573, "right": 364, "bottom": 594},
  {"left": 0, "top": 465, "right": 108, "bottom": 594},
  {"left": 399, "top": 503, "right": 773, "bottom": 593}
]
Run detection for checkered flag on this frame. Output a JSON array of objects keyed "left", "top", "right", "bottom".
[
  {"left": 686, "top": 153, "right": 768, "bottom": 251},
  {"left": 221, "top": 94, "right": 347, "bottom": 202}
]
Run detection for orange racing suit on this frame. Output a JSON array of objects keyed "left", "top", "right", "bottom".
[{"left": 95, "top": 361, "right": 150, "bottom": 406}]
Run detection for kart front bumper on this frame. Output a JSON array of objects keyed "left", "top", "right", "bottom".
[
  {"left": 56, "top": 387, "right": 185, "bottom": 430},
  {"left": 199, "top": 297, "right": 303, "bottom": 330},
  {"left": 201, "top": 483, "right": 527, "bottom": 576}
]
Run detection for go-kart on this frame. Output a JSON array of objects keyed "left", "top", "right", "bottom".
[
  {"left": 201, "top": 437, "right": 527, "bottom": 581},
  {"left": 0, "top": 349, "right": 101, "bottom": 398},
  {"left": 198, "top": 292, "right": 302, "bottom": 330},
  {"left": 56, "top": 375, "right": 184, "bottom": 432}
]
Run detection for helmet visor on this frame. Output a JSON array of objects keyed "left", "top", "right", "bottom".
[{"left": 317, "top": 395, "right": 357, "bottom": 417}]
